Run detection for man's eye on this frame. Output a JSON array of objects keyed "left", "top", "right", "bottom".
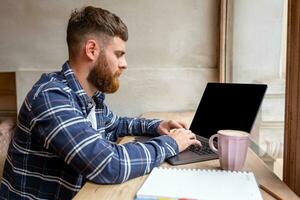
[{"left": 115, "top": 51, "right": 125, "bottom": 58}]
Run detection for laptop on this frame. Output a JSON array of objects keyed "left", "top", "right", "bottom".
[{"left": 167, "top": 82, "right": 267, "bottom": 165}]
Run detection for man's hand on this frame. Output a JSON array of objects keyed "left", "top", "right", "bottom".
[
  {"left": 157, "top": 120, "right": 188, "bottom": 135},
  {"left": 168, "top": 128, "right": 202, "bottom": 152}
]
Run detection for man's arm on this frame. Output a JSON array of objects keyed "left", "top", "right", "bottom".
[
  {"left": 30, "top": 86, "right": 180, "bottom": 184},
  {"left": 103, "top": 105, "right": 161, "bottom": 140},
  {"left": 103, "top": 105, "right": 188, "bottom": 140}
]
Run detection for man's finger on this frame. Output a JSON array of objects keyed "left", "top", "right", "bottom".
[
  {"left": 192, "top": 139, "right": 202, "bottom": 147},
  {"left": 189, "top": 133, "right": 196, "bottom": 140},
  {"left": 178, "top": 121, "right": 188, "bottom": 129},
  {"left": 170, "top": 120, "right": 186, "bottom": 129}
]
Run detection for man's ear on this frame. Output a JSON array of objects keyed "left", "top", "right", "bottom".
[{"left": 85, "top": 39, "right": 99, "bottom": 61}]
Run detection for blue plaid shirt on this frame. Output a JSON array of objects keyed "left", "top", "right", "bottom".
[{"left": 0, "top": 62, "right": 179, "bottom": 200}]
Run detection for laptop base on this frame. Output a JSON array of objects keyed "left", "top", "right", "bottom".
[{"left": 167, "top": 150, "right": 218, "bottom": 165}]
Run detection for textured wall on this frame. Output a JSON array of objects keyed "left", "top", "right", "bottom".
[{"left": 0, "top": 0, "right": 219, "bottom": 117}]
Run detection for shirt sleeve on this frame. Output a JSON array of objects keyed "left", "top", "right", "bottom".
[
  {"left": 30, "top": 86, "right": 179, "bottom": 184},
  {"left": 103, "top": 104, "right": 162, "bottom": 140}
]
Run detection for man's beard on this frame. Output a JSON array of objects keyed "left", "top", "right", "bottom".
[{"left": 87, "top": 52, "right": 121, "bottom": 93}]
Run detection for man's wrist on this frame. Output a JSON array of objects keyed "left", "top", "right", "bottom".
[
  {"left": 147, "top": 119, "right": 162, "bottom": 136},
  {"left": 160, "top": 135, "right": 179, "bottom": 156},
  {"left": 150, "top": 135, "right": 179, "bottom": 158}
]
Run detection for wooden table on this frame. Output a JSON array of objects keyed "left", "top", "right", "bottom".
[{"left": 73, "top": 112, "right": 299, "bottom": 200}]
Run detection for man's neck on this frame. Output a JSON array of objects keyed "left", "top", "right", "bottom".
[{"left": 68, "top": 59, "right": 96, "bottom": 97}]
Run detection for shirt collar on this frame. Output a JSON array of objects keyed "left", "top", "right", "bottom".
[{"left": 62, "top": 61, "right": 105, "bottom": 112}]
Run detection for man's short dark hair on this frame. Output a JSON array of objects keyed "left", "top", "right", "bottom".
[{"left": 67, "top": 6, "right": 128, "bottom": 56}]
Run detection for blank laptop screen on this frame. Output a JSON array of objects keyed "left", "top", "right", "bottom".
[{"left": 189, "top": 83, "right": 267, "bottom": 138}]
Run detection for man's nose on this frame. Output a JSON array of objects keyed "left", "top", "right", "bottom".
[{"left": 119, "top": 58, "right": 127, "bottom": 69}]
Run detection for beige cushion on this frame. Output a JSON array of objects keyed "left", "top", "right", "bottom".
[{"left": 0, "top": 119, "right": 15, "bottom": 178}]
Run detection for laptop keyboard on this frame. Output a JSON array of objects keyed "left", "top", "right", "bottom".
[{"left": 188, "top": 136, "right": 216, "bottom": 155}]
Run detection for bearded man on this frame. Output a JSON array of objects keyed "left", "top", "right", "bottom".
[{"left": 0, "top": 6, "right": 200, "bottom": 200}]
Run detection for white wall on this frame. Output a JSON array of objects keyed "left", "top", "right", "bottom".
[{"left": 0, "top": 0, "right": 219, "bottom": 117}]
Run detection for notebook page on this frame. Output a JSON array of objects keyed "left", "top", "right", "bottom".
[{"left": 136, "top": 167, "right": 263, "bottom": 200}]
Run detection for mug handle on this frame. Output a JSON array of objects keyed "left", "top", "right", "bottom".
[{"left": 209, "top": 134, "right": 218, "bottom": 153}]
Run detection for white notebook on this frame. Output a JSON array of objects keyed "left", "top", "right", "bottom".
[{"left": 136, "top": 167, "right": 263, "bottom": 200}]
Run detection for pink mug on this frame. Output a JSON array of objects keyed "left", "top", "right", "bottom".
[{"left": 209, "top": 130, "right": 249, "bottom": 171}]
